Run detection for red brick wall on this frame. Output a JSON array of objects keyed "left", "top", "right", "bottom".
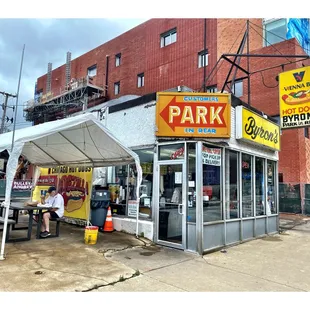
[
  {"left": 36, "top": 18, "right": 261, "bottom": 99},
  {"left": 216, "top": 38, "right": 310, "bottom": 183}
]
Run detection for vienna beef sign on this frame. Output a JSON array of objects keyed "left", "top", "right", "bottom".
[
  {"left": 279, "top": 66, "right": 310, "bottom": 129},
  {"left": 236, "top": 106, "right": 280, "bottom": 151},
  {"left": 156, "top": 92, "right": 231, "bottom": 138}
]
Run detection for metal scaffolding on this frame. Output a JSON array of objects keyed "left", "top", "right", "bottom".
[{"left": 24, "top": 76, "right": 107, "bottom": 123}]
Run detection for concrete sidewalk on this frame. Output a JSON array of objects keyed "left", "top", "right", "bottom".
[{"left": 1, "top": 214, "right": 310, "bottom": 292}]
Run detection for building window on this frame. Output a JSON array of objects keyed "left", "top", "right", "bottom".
[
  {"left": 263, "top": 18, "right": 287, "bottom": 46},
  {"left": 202, "top": 144, "right": 223, "bottom": 222},
  {"left": 137, "top": 73, "right": 144, "bottom": 88},
  {"left": 87, "top": 65, "right": 97, "bottom": 77},
  {"left": 114, "top": 81, "right": 120, "bottom": 95},
  {"left": 225, "top": 150, "right": 240, "bottom": 219},
  {"left": 305, "top": 128, "right": 309, "bottom": 138},
  {"left": 267, "top": 160, "right": 277, "bottom": 214},
  {"left": 242, "top": 154, "right": 253, "bottom": 217},
  {"left": 198, "top": 50, "right": 209, "bottom": 68},
  {"left": 160, "top": 28, "right": 177, "bottom": 47},
  {"left": 255, "top": 157, "right": 266, "bottom": 216},
  {"left": 206, "top": 85, "right": 217, "bottom": 93},
  {"left": 231, "top": 80, "right": 243, "bottom": 97},
  {"left": 110, "top": 148, "right": 154, "bottom": 219},
  {"left": 115, "top": 53, "right": 121, "bottom": 67}
]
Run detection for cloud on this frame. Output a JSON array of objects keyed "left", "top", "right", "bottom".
[{"left": 0, "top": 18, "right": 147, "bottom": 130}]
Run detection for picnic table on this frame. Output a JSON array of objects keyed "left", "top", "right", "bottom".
[{"left": 0, "top": 204, "right": 58, "bottom": 242}]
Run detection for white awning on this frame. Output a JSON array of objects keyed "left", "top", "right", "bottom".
[{"left": 0, "top": 113, "right": 142, "bottom": 260}]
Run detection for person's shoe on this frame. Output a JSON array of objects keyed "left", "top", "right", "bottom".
[{"left": 40, "top": 231, "right": 51, "bottom": 238}]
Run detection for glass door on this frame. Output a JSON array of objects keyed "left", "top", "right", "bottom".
[{"left": 157, "top": 162, "right": 186, "bottom": 249}]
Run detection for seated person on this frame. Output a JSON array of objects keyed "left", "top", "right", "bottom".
[{"left": 38, "top": 186, "right": 64, "bottom": 238}]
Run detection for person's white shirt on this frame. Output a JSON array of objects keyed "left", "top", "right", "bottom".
[{"left": 44, "top": 193, "right": 64, "bottom": 217}]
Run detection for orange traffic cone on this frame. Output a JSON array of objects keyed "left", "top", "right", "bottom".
[{"left": 103, "top": 206, "right": 114, "bottom": 232}]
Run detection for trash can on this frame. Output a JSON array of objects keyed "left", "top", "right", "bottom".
[{"left": 90, "top": 189, "right": 110, "bottom": 230}]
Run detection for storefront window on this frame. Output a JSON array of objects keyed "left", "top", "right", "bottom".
[
  {"left": 202, "top": 144, "right": 222, "bottom": 222},
  {"left": 159, "top": 143, "right": 185, "bottom": 161},
  {"left": 109, "top": 165, "right": 128, "bottom": 215},
  {"left": 109, "top": 148, "right": 154, "bottom": 219},
  {"left": 242, "top": 154, "right": 253, "bottom": 217},
  {"left": 225, "top": 150, "right": 239, "bottom": 219},
  {"left": 128, "top": 148, "right": 154, "bottom": 219},
  {"left": 255, "top": 157, "right": 265, "bottom": 216},
  {"left": 267, "top": 160, "right": 277, "bottom": 214},
  {"left": 187, "top": 143, "right": 196, "bottom": 223}
]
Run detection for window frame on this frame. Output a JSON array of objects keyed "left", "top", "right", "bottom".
[
  {"left": 115, "top": 53, "right": 121, "bottom": 67},
  {"left": 137, "top": 73, "right": 145, "bottom": 88},
  {"left": 87, "top": 65, "right": 97, "bottom": 77},
  {"left": 160, "top": 28, "right": 177, "bottom": 48},
  {"left": 206, "top": 85, "right": 218, "bottom": 93},
  {"left": 198, "top": 49, "right": 209, "bottom": 68},
  {"left": 114, "top": 81, "right": 120, "bottom": 95},
  {"left": 231, "top": 79, "right": 243, "bottom": 97},
  {"left": 263, "top": 18, "right": 287, "bottom": 47}
]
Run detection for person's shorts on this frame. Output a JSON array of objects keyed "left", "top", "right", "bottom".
[{"left": 43, "top": 211, "right": 59, "bottom": 219}]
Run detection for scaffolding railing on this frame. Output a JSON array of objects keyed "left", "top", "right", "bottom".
[{"left": 24, "top": 76, "right": 107, "bottom": 111}]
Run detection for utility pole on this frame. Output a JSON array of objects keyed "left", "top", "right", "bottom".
[{"left": 0, "top": 91, "right": 16, "bottom": 134}]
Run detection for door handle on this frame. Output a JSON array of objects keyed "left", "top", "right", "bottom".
[{"left": 178, "top": 204, "right": 183, "bottom": 215}]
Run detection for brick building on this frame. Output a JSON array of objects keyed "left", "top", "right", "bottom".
[{"left": 25, "top": 18, "right": 310, "bottom": 185}]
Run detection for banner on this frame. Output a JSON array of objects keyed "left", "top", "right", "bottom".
[
  {"left": 32, "top": 166, "right": 93, "bottom": 220},
  {"left": 279, "top": 66, "right": 310, "bottom": 129},
  {"left": 202, "top": 146, "right": 222, "bottom": 166}
]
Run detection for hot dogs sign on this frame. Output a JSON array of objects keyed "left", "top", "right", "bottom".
[
  {"left": 279, "top": 66, "right": 310, "bottom": 129},
  {"left": 33, "top": 166, "right": 93, "bottom": 220}
]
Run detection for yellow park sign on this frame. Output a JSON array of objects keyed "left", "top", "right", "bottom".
[
  {"left": 279, "top": 66, "right": 310, "bottom": 129},
  {"left": 156, "top": 92, "right": 231, "bottom": 138},
  {"left": 236, "top": 106, "right": 280, "bottom": 151}
]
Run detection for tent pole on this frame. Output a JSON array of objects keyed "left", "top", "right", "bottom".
[
  {"left": 88, "top": 163, "right": 94, "bottom": 227},
  {"left": 0, "top": 45, "right": 25, "bottom": 261}
]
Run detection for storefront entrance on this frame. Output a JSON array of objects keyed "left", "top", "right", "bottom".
[{"left": 156, "top": 162, "right": 186, "bottom": 249}]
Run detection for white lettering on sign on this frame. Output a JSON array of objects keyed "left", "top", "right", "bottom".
[
  {"left": 202, "top": 147, "right": 221, "bottom": 166},
  {"left": 169, "top": 105, "right": 224, "bottom": 125}
]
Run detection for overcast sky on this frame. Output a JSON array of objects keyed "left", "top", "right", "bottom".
[{"left": 0, "top": 18, "right": 147, "bottom": 131}]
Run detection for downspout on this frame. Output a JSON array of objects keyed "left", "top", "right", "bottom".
[
  {"left": 105, "top": 56, "right": 109, "bottom": 98},
  {"left": 203, "top": 19, "right": 207, "bottom": 92}
]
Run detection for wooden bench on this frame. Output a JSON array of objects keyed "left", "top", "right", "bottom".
[{"left": 0, "top": 217, "right": 17, "bottom": 242}]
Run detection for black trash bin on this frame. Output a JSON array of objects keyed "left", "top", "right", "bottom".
[{"left": 90, "top": 189, "right": 110, "bottom": 230}]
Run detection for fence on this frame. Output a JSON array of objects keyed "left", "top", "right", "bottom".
[{"left": 279, "top": 183, "right": 310, "bottom": 215}]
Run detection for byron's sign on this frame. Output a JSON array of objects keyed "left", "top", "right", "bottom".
[
  {"left": 279, "top": 66, "right": 310, "bottom": 129},
  {"left": 156, "top": 92, "right": 231, "bottom": 138},
  {"left": 236, "top": 106, "right": 280, "bottom": 151}
]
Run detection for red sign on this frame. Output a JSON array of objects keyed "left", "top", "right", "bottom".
[{"left": 37, "top": 175, "right": 58, "bottom": 186}]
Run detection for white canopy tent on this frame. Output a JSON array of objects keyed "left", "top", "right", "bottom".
[{"left": 0, "top": 113, "right": 142, "bottom": 260}]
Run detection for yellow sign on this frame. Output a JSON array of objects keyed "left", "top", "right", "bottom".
[
  {"left": 236, "top": 106, "right": 280, "bottom": 151},
  {"left": 279, "top": 66, "right": 310, "bottom": 129},
  {"left": 156, "top": 92, "right": 231, "bottom": 138},
  {"left": 32, "top": 166, "right": 93, "bottom": 220}
]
